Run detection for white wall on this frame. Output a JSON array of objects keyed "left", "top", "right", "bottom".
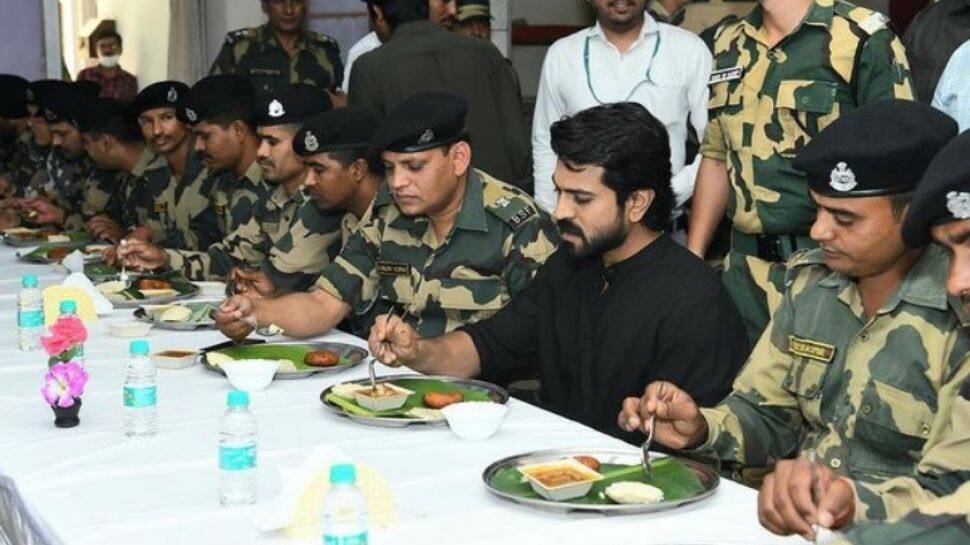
[{"left": 204, "top": 0, "right": 265, "bottom": 67}]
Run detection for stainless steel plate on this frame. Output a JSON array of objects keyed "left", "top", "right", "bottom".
[
  {"left": 108, "top": 287, "right": 199, "bottom": 308},
  {"left": 133, "top": 302, "right": 217, "bottom": 330},
  {"left": 319, "top": 374, "right": 509, "bottom": 428},
  {"left": 482, "top": 447, "right": 719, "bottom": 515},
  {"left": 200, "top": 341, "right": 368, "bottom": 380}
]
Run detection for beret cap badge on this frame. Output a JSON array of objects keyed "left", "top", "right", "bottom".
[
  {"left": 184, "top": 108, "right": 198, "bottom": 122},
  {"left": 166, "top": 87, "right": 179, "bottom": 103},
  {"left": 268, "top": 99, "right": 285, "bottom": 118},
  {"left": 417, "top": 129, "right": 435, "bottom": 146},
  {"left": 946, "top": 191, "right": 970, "bottom": 220},
  {"left": 304, "top": 131, "right": 319, "bottom": 152},
  {"left": 829, "top": 162, "right": 857, "bottom": 192}
]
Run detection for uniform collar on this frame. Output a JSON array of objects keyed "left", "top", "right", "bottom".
[
  {"left": 239, "top": 160, "right": 264, "bottom": 188},
  {"left": 130, "top": 146, "right": 158, "bottom": 177},
  {"left": 258, "top": 24, "right": 312, "bottom": 53},
  {"left": 390, "top": 20, "right": 442, "bottom": 42},
  {"left": 383, "top": 171, "right": 490, "bottom": 235},
  {"left": 820, "top": 245, "right": 951, "bottom": 314},
  {"left": 590, "top": 14, "right": 659, "bottom": 46}
]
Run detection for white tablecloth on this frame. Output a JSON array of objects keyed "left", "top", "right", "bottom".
[{"left": 0, "top": 245, "right": 799, "bottom": 545}]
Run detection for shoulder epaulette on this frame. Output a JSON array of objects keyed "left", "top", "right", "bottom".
[
  {"left": 833, "top": 2, "right": 889, "bottom": 36},
  {"left": 309, "top": 31, "right": 340, "bottom": 51},
  {"left": 785, "top": 248, "right": 827, "bottom": 286},
  {"left": 480, "top": 172, "right": 539, "bottom": 230},
  {"left": 225, "top": 27, "right": 257, "bottom": 45}
]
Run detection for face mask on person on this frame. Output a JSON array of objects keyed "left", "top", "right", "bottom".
[{"left": 99, "top": 55, "right": 120, "bottom": 68}]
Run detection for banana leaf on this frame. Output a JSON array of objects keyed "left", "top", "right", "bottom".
[
  {"left": 212, "top": 344, "right": 355, "bottom": 372},
  {"left": 488, "top": 457, "right": 705, "bottom": 504},
  {"left": 326, "top": 378, "right": 495, "bottom": 418}
]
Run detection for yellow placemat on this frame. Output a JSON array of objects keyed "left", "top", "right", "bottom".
[{"left": 42, "top": 286, "right": 98, "bottom": 325}]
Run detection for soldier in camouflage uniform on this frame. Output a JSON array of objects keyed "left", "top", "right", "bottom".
[
  {"left": 214, "top": 93, "right": 558, "bottom": 340},
  {"left": 119, "top": 75, "right": 272, "bottom": 279},
  {"left": 621, "top": 102, "right": 968, "bottom": 537},
  {"left": 0, "top": 74, "right": 32, "bottom": 198},
  {"left": 209, "top": 0, "right": 343, "bottom": 94},
  {"left": 647, "top": 0, "right": 756, "bottom": 50},
  {"left": 685, "top": 0, "right": 915, "bottom": 346},
  {"left": 822, "top": 117, "right": 970, "bottom": 545}
]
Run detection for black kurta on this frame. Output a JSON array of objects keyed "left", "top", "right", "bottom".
[{"left": 462, "top": 236, "right": 750, "bottom": 443}]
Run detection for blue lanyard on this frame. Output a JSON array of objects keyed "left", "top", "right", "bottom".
[{"left": 583, "top": 30, "right": 662, "bottom": 105}]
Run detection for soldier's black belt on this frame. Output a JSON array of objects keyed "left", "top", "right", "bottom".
[{"left": 731, "top": 229, "right": 816, "bottom": 263}]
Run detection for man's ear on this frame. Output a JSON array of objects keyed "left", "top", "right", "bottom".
[
  {"left": 449, "top": 140, "right": 472, "bottom": 178},
  {"left": 351, "top": 157, "right": 368, "bottom": 183},
  {"left": 627, "top": 188, "right": 655, "bottom": 224}
]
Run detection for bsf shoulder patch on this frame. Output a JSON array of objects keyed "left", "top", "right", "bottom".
[
  {"left": 375, "top": 261, "right": 410, "bottom": 277},
  {"left": 788, "top": 335, "right": 836, "bottom": 363},
  {"left": 858, "top": 12, "right": 889, "bottom": 36}
]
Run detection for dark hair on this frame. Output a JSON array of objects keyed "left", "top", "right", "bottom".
[
  {"left": 94, "top": 30, "right": 122, "bottom": 48},
  {"left": 369, "top": 0, "right": 428, "bottom": 30},
  {"left": 550, "top": 102, "right": 673, "bottom": 231},
  {"left": 204, "top": 102, "right": 254, "bottom": 131},
  {"left": 889, "top": 191, "right": 912, "bottom": 221},
  {"left": 91, "top": 118, "right": 142, "bottom": 144},
  {"left": 328, "top": 147, "right": 385, "bottom": 177}
]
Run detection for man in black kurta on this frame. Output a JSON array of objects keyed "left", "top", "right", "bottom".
[{"left": 367, "top": 102, "right": 748, "bottom": 442}]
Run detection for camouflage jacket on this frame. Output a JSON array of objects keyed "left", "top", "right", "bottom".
[
  {"left": 165, "top": 161, "right": 272, "bottom": 280},
  {"left": 833, "top": 378, "right": 970, "bottom": 544},
  {"left": 35, "top": 151, "right": 94, "bottom": 230},
  {"left": 79, "top": 168, "right": 126, "bottom": 225},
  {"left": 696, "top": 246, "right": 970, "bottom": 522},
  {"left": 209, "top": 24, "right": 343, "bottom": 93},
  {"left": 106, "top": 147, "right": 170, "bottom": 236},
  {"left": 0, "top": 132, "right": 41, "bottom": 196},
  {"left": 313, "top": 169, "right": 560, "bottom": 338},
  {"left": 701, "top": 0, "right": 914, "bottom": 236},
  {"left": 140, "top": 151, "right": 223, "bottom": 251}
]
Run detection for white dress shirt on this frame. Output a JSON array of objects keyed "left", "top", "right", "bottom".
[
  {"left": 342, "top": 31, "right": 383, "bottom": 93},
  {"left": 532, "top": 16, "right": 712, "bottom": 215}
]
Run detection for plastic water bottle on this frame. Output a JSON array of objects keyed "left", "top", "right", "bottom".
[
  {"left": 219, "top": 390, "right": 257, "bottom": 506},
  {"left": 57, "top": 299, "right": 84, "bottom": 362},
  {"left": 321, "top": 464, "right": 369, "bottom": 545},
  {"left": 123, "top": 339, "right": 157, "bottom": 437},
  {"left": 17, "top": 275, "right": 43, "bottom": 351}
]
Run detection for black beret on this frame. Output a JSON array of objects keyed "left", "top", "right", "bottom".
[
  {"left": 793, "top": 99, "right": 957, "bottom": 198},
  {"left": 903, "top": 131, "right": 970, "bottom": 247},
  {"left": 293, "top": 107, "right": 379, "bottom": 156},
  {"left": 177, "top": 75, "right": 254, "bottom": 125},
  {"left": 130, "top": 81, "right": 189, "bottom": 117},
  {"left": 251, "top": 84, "right": 332, "bottom": 127},
  {"left": 74, "top": 80, "right": 101, "bottom": 99},
  {"left": 38, "top": 82, "right": 92, "bottom": 125},
  {"left": 74, "top": 96, "right": 128, "bottom": 133},
  {"left": 371, "top": 92, "right": 468, "bottom": 153},
  {"left": 26, "top": 80, "right": 63, "bottom": 107},
  {"left": 0, "top": 74, "right": 29, "bottom": 119}
]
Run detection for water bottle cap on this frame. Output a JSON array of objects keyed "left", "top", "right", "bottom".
[
  {"left": 59, "top": 299, "right": 77, "bottom": 313},
  {"left": 329, "top": 463, "right": 356, "bottom": 485},
  {"left": 227, "top": 390, "right": 249, "bottom": 407},
  {"left": 129, "top": 339, "right": 150, "bottom": 355},
  {"left": 22, "top": 275, "right": 38, "bottom": 288}
]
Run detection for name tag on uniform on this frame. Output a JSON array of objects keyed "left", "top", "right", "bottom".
[
  {"left": 376, "top": 261, "right": 410, "bottom": 277},
  {"left": 788, "top": 335, "right": 836, "bottom": 363},
  {"left": 709, "top": 66, "right": 743, "bottom": 85},
  {"left": 249, "top": 68, "right": 282, "bottom": 76},
  {"left": 153, "top": 201, "right": 167, "bottom": 213}
]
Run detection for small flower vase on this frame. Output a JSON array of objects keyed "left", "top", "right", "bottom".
[{"left": 51, "top": 398, "right": 82, "bottom": 428}]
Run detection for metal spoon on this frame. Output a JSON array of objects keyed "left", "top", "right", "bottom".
[
  {"left": 370, "top": 304, "right": 399, "bottom": 393},
  {"left": 118, "top": 239, "right": 131, "bottom": 289},
  {"left": 807, "top": 450, "right": 820, "bottom": 544},
  {"left": 641, "top": 382, "right": 665, "bottom": 478}
]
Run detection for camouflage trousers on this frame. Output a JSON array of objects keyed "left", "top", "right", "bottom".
[{"left": 723, "top": 231, "right": 817, "bottom": 346}]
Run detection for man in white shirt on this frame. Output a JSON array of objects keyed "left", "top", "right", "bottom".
[{"left": 532, "top": 0, "right": 712, "bottom": 238}]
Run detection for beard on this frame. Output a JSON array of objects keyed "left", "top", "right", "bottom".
[{"left": 558, "top": 212, "right": 629, "bottom": 261}]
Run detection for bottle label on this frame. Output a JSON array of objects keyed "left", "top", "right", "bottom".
[
  {"left": 18, "top": 310, "right": 44, "bottom": 328},
  {"left": 323, "top": 533, "right": 368, "bottom": 545},
  {"left": 123, "top": 385, "right": 157, "bottom": 408},
  {"left": 219, "top": 444, "right": 256, "bottom": 471}
]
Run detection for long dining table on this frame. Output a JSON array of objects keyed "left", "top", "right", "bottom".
[{"left": 0, "top": 243, "right": 799, "bottom": 545}]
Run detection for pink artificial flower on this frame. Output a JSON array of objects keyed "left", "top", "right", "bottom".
[
  {"left": 41, "top": 361, "right": 89, "bottom": 408},
  {"left": 40, "top": 316, "right": 87, "bottom": 357}
]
